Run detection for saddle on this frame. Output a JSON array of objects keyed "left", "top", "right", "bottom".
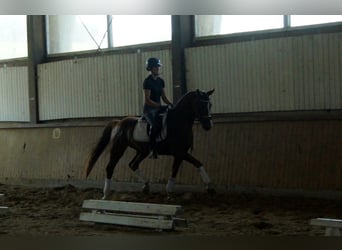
[{"left": 133, "top": 108, "right": 168, "bottom": 142}]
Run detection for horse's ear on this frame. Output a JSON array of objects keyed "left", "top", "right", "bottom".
[{"left": 207, "top": 89, "right": 215, "bottom": 96}]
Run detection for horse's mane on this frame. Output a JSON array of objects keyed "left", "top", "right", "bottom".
[{"left": 174, "top": 90, "right": 197, "bottom": 108}]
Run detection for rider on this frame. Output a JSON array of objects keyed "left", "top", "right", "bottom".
[{"left": 143, "top": 57, "right": 173, "bottom": 159}]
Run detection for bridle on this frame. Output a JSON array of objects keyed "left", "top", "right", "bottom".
[{"left": 195, "top": 92, "right": 212, "bottom": 123}]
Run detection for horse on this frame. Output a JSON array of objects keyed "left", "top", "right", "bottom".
[{"left": 84, "top": 89, "right": 216, "bottom": 199}]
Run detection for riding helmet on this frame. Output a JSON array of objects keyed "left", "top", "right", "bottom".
[{"left": 146, "top": 57, "right": 162, "bottom": 71}]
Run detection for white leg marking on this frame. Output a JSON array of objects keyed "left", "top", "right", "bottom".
[
  {"left": 166, "top": 177, "right": 176, "bottom": 193},
  {"left": 102, "top": 178, "right": 111, "bottom": 200},
  {"left": 198, "top": 166, "right": 211, "bottom": 184}
]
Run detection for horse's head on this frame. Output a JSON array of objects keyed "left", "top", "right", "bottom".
[{"left": 194, "top": 89, "right": 215, "bottom": 131}]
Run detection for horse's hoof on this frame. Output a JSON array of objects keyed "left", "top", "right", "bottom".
[
  {"left": 207, "top": 183, "right": 216, "bottom": 196},
  {"left": 142, "top": 183, "right": 150, "bottom": 194},
  {"left": 207, "top": 188, "right": 217, "bottom": 196},
  {"left": 166, "top": 193, "right": 175, "bottom": 201},
  {"left": 101, "top": 195, "right": 109, "bottom": 200}
]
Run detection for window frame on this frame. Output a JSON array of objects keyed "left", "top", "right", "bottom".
[
  {"left": 192, "top": 15, "right": 342, "bottom": 48},
  {"left": 44, "top": 15, "right": 173, "bottom": 60},
  {"left": 1, "top": 15, "right": 342, "bottom": 127}
]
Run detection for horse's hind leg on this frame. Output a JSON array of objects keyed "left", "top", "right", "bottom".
[
  {"left": 129, "top": 151, "right": 149, "bottom": 194},
  {"left": 165, "top": 156, "right": 183, "bottom": 196},
  {"left": 102, "top": 140, "right": 127, "bottom": 200},
  {"left": 183, "top": 153, "right": 216, "bottom": 195}
]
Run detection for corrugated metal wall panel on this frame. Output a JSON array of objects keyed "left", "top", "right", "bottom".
[
  {"left": 38, "top": 58, "right": 101, "bottom": 120},
  {"left": 326, "top": 33, "right": 341, "bottom": 109},
  {"left": 38, "top": 55, "right": 137, "bottom": 120},
  {"left": 0, "top": 66, "right": 29, "bottom": 122},
  {"left": 38, "top": 49, "right": 172, "bottom": 120},
  {"left": 186, "top": 32, "right": 342, "bottom": 114},
  {"left": 101, "top": 54, "right": 139, "bottom": 117}
]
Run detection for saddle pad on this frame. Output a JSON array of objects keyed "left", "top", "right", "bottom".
[
  {"left": 133, "top": 118, "right": 167, "bottom": 142},
  {"left": 133, "top": 119, "right": 149, "bottom": 142}
]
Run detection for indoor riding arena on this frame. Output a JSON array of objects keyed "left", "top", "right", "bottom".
[{"left": 0, "top": 15, "right": 341, "bottom": 236}]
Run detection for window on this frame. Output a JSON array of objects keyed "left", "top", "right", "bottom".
[
  {"left": 290, "top": 15, "right": 342, "bottom": 27},
  {"left": 46, "top": 15, "right": 108, "bottom": 54},
  {"left": 46, "top": 15, "right": 172, "bottom": 54},
  {"left": 110, "top": 15, "right": 171, "bottom": 47},
  {"left": 0, "top": 15, "right": 27, "bottom": 60},
  {"left": 195, "top": 15, "right": 284, "bottom": 37},
  {"left": 195, "top": 15, "right": 342, "bottom": 38}
]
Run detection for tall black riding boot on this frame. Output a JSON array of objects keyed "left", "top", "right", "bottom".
[{"left": 149, "top": 129, "right": 158, "bottom": 159}]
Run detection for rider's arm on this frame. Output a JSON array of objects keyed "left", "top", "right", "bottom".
[
  {"left": 144, "top": 89, "right": 161, "bottom": 108},
  {"left": 161, "top": 89, "right": 173, "bottom": 106}
]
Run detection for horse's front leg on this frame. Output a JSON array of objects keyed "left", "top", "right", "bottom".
[
  {"left": 129, "top": 151, "right": 150, "bottom": 194},
  {"left": 183, "top": 153, "right": 216, "bottom": 195}
]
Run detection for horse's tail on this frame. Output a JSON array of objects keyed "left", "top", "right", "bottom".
[{"left": 84, "top": 120, "right": 118, "bottom": 178}]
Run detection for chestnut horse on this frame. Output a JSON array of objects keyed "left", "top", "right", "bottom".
[{"left": 84, "top": 89, "right": 215, "bottom": 199}]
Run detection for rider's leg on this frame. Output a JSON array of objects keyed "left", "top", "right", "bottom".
[
  {"left": 144, "top": 109, "right": 160, "bottom": 159},
  {"left": 149, "top": 127, "right": 158, "bottom": 158}
]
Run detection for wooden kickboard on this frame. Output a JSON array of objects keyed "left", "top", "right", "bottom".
[
  {"left": 82, "top": 199, "right": 183, "bottom": 216},
  {"left": 80, "top": 211, "right": 174, "bottom": 230}
]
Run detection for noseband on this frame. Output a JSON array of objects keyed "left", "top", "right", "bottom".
[{"left": 196, "top": 96, "right": 212, "bottom": 122}]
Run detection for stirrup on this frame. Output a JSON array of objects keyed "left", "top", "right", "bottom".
[{"left": 149, "top": 149, "right": 158, "bottom": 159}]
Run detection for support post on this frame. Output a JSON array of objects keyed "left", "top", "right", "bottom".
[
  {"left": 27, "top": 15, "right": 47, "bottom": 123},
  {"left": 171, "top": 15, "right": 193, "bottom": 102}
]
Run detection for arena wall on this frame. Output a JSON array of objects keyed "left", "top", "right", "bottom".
[
  {"left": 0, "top": 119, "right": 340, "bottom": 197},
  {"left": 0, "top": 26, "right": 341, "bottom": 198}
]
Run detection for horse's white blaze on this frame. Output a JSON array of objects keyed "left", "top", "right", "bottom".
[
  {"left": 166, "top": 177, "right": 176, "bottom": 193},
  {"left": 103, "top": 178, "right": 111, "bottom": 199},
  {"left": 198, "top": 166, "right": 211, "bottom": 184}
]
